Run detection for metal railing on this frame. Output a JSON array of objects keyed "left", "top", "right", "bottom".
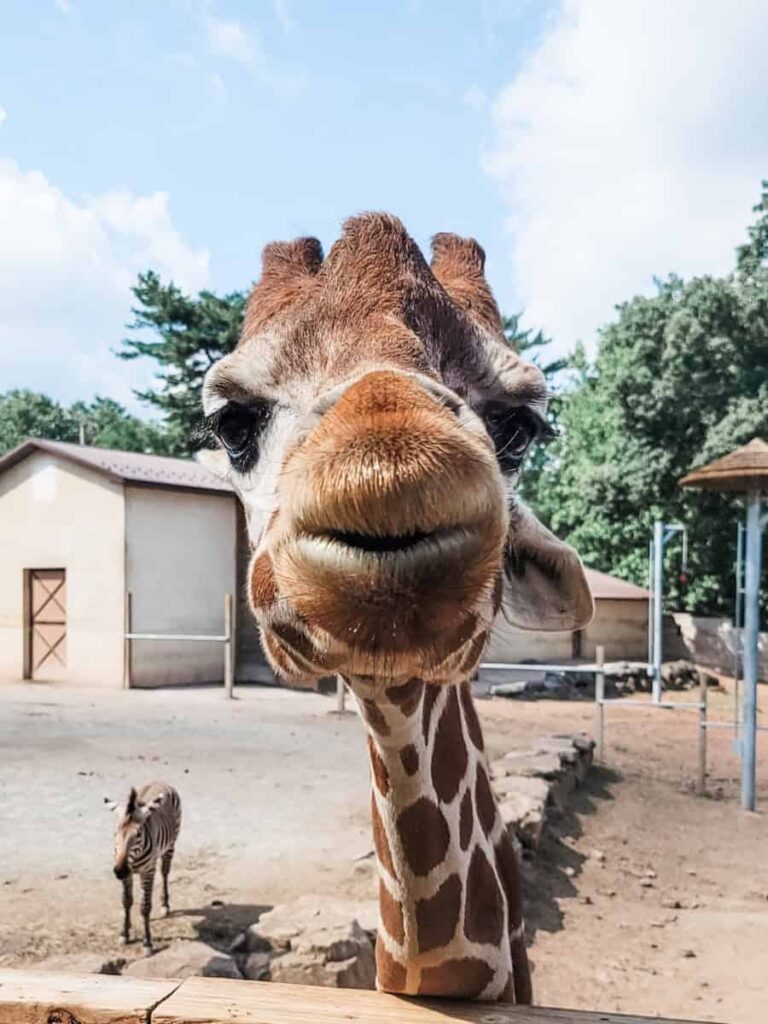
[{"left": 123, "top": 592, "right": 235, "bottom": 698}]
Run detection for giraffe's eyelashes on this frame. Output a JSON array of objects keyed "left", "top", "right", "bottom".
[
  {"left": 208, "top": 399, "right": 274, "bottom": 470},
  {"left": 482, "top": 405, "right": 554, "bottom": 475}
]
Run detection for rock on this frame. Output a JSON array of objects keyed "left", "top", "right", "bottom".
[
  {"left": 682, "top": 949, "right": 697, "bottom": 959},
  {"left": 124, "top": 940, "right": 242, "bottom": 980},
  {"left": 589, "top": 849, "right": 607, "bottom": 863},
  {"left": 640, "top": 879, "right": 655, "bottom": 889},
  {"left": 34, "top": 952, "right": 126, "bottom": 976},
  {"left": 270, "top": 949, "right": 376, "bottom": 989},
  {"left": 493, "top": 773, "right": 551, "bottom": 805},
  {"left": 242, "top": 951, "right": 273, "bottom": 981},
  {"left": 492, "top": 750, "right": 564, "bottom": 781},
  {"left": 245, "top": 896, "right": 377, "bottom": 990},
  {"left": 498, "top": 791, "right": 546, "bottom": 849},
  {"left": 564, "top": 866, "right": 576, "bottom": 878}
]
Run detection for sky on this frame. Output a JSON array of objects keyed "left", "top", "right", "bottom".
[{"left": 1, "top": 0, "right": 768, "bottom": 415}]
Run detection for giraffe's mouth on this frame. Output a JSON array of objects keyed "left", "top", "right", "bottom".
[
  {"left": 298, "top": 526, "right": 477, "bottom": 565},
  {"left": 323, "top": 528, "right": 433, "bottom": 554}
]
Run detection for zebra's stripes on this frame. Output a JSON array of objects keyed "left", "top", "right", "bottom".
[{"left": 105, "top": 782, "right": 182, "bottom": 950}]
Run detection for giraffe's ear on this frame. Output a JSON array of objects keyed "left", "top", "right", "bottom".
[{"left": 502, "top": 502, "right": 594, "bottom": 632}]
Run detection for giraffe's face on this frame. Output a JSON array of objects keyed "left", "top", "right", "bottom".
[{"left": 202, "top": 215, "right": 593, "bottom": 685}]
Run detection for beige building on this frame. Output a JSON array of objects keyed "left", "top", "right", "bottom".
[
  {"left": 486, "top": 567, "right": 649, "bottom": 664},
  {"left": 0, "top": 440, "right": 266, "bottom": 688}
]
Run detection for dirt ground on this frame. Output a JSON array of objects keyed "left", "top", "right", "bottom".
[{"left": 1, "top": 676, "right": 766, "bottom": 1023}]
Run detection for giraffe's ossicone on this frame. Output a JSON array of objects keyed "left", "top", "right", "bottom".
[{"left": 201, "top": 213, "right": 594, "bottom": 1001}]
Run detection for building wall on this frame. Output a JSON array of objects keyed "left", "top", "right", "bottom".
[
  {"left": 583, "top": 599, "right": 649, "bottom": 661},
  {"left": 125, "top": 486, "right": 237, "bottom": 687},
  {"left": 486, "top": 598, "right": 649, "bottom": 664},
  {"left": 0, "top": 454, "right": 125, "bottom": 686}
]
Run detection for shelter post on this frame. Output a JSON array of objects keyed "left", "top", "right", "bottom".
[{"left": 741, "top": 491, "right": 763, "bottom": 810}]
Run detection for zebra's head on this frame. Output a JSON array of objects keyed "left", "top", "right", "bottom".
[{"left": 104, "top": 787, "right": 161, "bottom": 880}]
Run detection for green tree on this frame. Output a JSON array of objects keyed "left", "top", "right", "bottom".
[
  {"left": 118, "top": 271, "right": 246, "bottom": 455},
  {"left": 526, "top": 191, "right": 768, "bottom": 620},
  {"left": 0, "top": 391, "right": 172, "bottom": 457}
]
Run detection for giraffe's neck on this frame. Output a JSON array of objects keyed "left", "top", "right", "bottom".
[{"left": 347, "top": 676, "right": 532, "bottom": 1004}]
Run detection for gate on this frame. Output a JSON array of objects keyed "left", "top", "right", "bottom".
[{"left": 24, "top": 569, "right": 67, "bottom": 680}]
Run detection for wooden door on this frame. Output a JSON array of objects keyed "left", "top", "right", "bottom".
[{"left": 25, "top": 569, "right": 67, "bottom": 680}]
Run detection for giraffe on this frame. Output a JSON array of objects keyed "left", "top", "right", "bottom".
[{"left": 200, "top": 213, "right": 593, "bottom": 1002}]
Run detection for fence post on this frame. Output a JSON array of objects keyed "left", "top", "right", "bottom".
[
  {"left": 336, "top": 675, "right": 347, "bottom": 714},
  {"left": 224, "top": 593, "right": 234, "bottom": 700},
  {"left": 697, "top": 669, "right": 707, "bottom": 796},
  {"left": 123, "top": 591, "right": 132, "bottom": 690},
  {"left": 594, "top": 644, "right": 605, "bottom": 762}
]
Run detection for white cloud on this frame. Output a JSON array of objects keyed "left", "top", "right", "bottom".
[
  {"left": 0, "top": 160, "right": 209, "bottom": 411},
  {"left": 54, "top": 0, "right": 72, "bottom": 12},
  {"left": 205, "top": 16, "right": 256, "bottom": 65},
  {"left": 203, "top": 13, "right": 305, "bottom": 97},
  {"left": 483, "top": 0, "right": 768, "bottom": 357},
  {"left": 0, "top": 106, "right": 6, "bottom": 127}
]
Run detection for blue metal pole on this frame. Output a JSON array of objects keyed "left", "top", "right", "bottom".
[
  {"left": 652, "top": 520, "right": 664, "bottom": 702},
  {"left": 741, "top": 492, "right": 763, "bottom": 811}
]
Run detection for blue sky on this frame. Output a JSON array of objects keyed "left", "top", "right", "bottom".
[{"left": 2, "top": 0, "right": 768, "bottom": 414}]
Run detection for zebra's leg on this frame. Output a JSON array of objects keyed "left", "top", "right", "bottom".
[
  {"left": 161, "top": 848, "right": 174, "bottom": 916},
  {"left": 121, "top": 875, "right": 133, "bottom": 945},
  {"left": 139, "top": 867, "right": 156, "bottom": 951}
]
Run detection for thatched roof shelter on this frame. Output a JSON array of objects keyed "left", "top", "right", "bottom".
[{"left": 679, "top": 437, "right": 768, "bottom": 493}]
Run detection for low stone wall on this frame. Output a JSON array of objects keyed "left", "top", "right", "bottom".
[{"left": 667, "top": 613, "right": 767, "bottom": 682}]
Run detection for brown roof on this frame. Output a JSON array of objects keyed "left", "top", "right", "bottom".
[
  {"left": 680, "top": 438, "right": 768, "bottom": 493},
  {"left": 583, "top": 567, "right": 649, "bottom": 601},
  {"left": 0, "top": 439, "right": 234, "bottom": 494}
]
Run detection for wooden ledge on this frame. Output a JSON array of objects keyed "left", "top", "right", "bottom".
[{"left": 0, "top": 970, "right": 711, "bottom": 1024}]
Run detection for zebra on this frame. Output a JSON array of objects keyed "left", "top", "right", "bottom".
[{"left": 104, "top": 782, "right": 181, "bottom": 950}]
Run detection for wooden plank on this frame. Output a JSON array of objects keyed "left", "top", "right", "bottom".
[
  {"left": 0, "top": 970, "right": 179, "bottom": 1024},
  {"left": 154, "top": 977, "right": 710, "bottom": 1024}
]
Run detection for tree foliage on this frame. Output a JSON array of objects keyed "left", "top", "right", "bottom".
[
  {"left": 118, "top": 271, "right": 246, "bottom": 455},
  {"left": 525, "top": 186, "right": 768, "bottom": 620},
  {"left": 0, "top": 391, "right": 173, "bottom": 457}
]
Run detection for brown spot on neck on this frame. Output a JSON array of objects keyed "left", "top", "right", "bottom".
[
  {"left": 459, "top": 682, "right": 484, "bottom": 752},
  {"left": 368, "top": 738, "right": 390, "bottom": 796},
  {"left": 385, "top": 678, "right": 424, "bottom": 717},
  {"left": 417, "top": 957, "right": 495, "bottom": 999},
  {"left": 379, "top": 880, "right": 404, "bottom": 944},
  {"left": 415, "top": 873, "right": 461, "bottom": 952},
  {"left": 399, "top": 744, "right": 419, "bottom": 776},
  {"left": 376, "top": 943, "right": 407, "bottom": 993},
  {"left": 371, "top": 794, "right": 397, "bottom": 880},
  {"left": 430, "top": 686, "right": 468, "bottom": 804},
  {"left": 464, "top": 845, "right": 504, "bottom": 946},
  {"left": 459, "top": 788, "right": 473, "bottom": 851},
  {"left": 421, "top": 683, "right": 441, "bottom": 742},
  {"left": 397, "top": 797, "right": 450, "bottom": 877},
  {"left": 474, "top": 763, "right": 497, "bottom": 837}
]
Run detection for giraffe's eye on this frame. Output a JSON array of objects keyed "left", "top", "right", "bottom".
[
  {"left": 213, "top": 400, "right": 272, "bottom": 468},
  {"left": 483, "top": 406, "right": 551, "bottom": 474}
]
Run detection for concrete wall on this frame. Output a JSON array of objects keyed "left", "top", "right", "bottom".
[
  {"left": 486, "top": 598, "right": 649, "bottom": 664},
  {"left": 125, "top": 487, "right": 237, "bottom": 687},
  {"left": 0, "top": 454, "right": 125, "bottom": 686},
  {"left": 668, "top": 612, "right": 767, "bottom": 683}
]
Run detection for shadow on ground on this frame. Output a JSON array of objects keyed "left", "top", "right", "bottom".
[
  {"left": 174, "top": 902, "right": 272, "bottom": 951},
  {"left": 523, "top": 764, "right": 621, "bottom": 947}
]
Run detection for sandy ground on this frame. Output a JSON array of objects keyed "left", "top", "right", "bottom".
[{"left": 1, "top": 677, "right": 766, "bottom": 1023}]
